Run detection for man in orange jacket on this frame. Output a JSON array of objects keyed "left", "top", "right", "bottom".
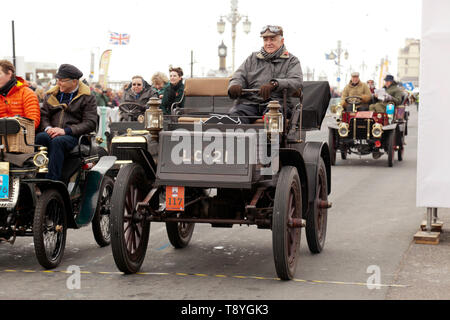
[{"left": 0, "top": 60, "right": 40, "bottom": 129}]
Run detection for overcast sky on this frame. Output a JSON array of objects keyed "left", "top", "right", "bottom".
[{"left": 1, "top": 0, "right": 421, "bottom": 88}]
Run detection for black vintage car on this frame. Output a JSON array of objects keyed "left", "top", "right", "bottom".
[
  {"left": 0, "top": 117, "right": 114, "bottom": 268},
  {"left": 104, "top": 78, "right": 332, "bottom": 280}
]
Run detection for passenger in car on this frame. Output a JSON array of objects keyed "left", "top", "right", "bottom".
[
  {"left": 36, "top": 64, "right": 97, "bottom": 181},
  {"left": 0, "top": 60, "right": 40, "bottom": 129},
  {"left": 227, "top": 25, "right": 303, "bottom": 124},
  {"left": 369, "top": 75, "right": 404, "bottom": 113},
  {"left": 160, "top": 67, "right": 185, "bottom": 115}
]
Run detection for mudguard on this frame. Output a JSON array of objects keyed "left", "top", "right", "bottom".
[
  {"left": 23, "top": 178, "right": 75, "bottom": 228},
  {"left": 77, "top": 156, "right": 117, "bottom": 227},
  {"left": 328, "top": 122, "right": 340, "bottom": 130},
  {"left": 279, "top": 148, "right": 309, "bottom": 217},
  {"left": 382, "top": 123, "right": 398, "bottom": 131},
  {"left": 302, "top": 141, "right": 332, "bottom": 205}
]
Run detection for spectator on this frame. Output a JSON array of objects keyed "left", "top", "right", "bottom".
[
  {"left": 0, "top": 59, "right": 40, "bottom": 129},
  {"left": 106, "top": 88, "right": 119, "bottom": 107},
  {"left": 367, "top": 80, "right": 376, "bottom": 94},
  {"left": 160, "top": 67, "right": 185, "bottom": 115},
  {"left": 151, "top": 72, "right": 169, "bottom": 99},
  {"left": 92, "top": 83, "right": 109, "bottom": 106},
  {"left": 36, "top": 64, "right": 97, "bottom": 181},
  {"left": 122, "top": 75, "right": 157, "bottom": 106}
]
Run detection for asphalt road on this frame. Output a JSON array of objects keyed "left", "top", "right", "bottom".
[{"left": 0, "top": 105, "right": 429, "bottom": 300}]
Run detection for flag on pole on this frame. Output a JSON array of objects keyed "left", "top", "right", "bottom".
[
  {"left": 99, "top": 49, "right": 112, "bottom": 88},
  {"left": 109, "top": 32, "right": 130, "bottom": 45}
]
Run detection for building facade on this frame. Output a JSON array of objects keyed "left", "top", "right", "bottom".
[{"left": 397, "top": 39, "right": 420, "bottom": 87}]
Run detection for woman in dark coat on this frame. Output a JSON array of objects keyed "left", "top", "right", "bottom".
[{"left": 160, "top": 67, "right": 184, "bottom": 115}]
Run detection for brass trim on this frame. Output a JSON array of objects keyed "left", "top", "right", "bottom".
[
  {"left": 353, "top": 118, "right": 357, "bottom": 140},
  {"left": 9, "top": 168, "right": 38, "bottom": 173},
  {"left": 115, "top": 160, "right": 133, "bottom": 165},
  {"left": 367, "top": 119, "right": 371, "bottom": 139},
  {"left": 111, "top": 136, "right": 147, "bottom": 144}
]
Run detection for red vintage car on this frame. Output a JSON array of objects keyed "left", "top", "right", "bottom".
[{"left": 328, "top": 96, "right": 407, "bottom": 167}]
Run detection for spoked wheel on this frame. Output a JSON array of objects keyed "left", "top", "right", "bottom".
[
  {"left": 92, "top": 175, "right": 114, "bottom": 247},
  {"left": 33, "top": 189, "right": 67, "bottom": 269},
  {"left": 328, "top": 129, "right": 336, "bottom": 166},
  {"left": 272, "top": 166, "right": 302, "bottom": 280},
  {"left": 386, "top": 132, "right": 395, "bottom": 167},
  {"left": 110, "top": 164, "right": 151, "bottom": 274},
  {"left": 166, "top": 220, "right": 195, "bottom": 249},
  {"left": 306, "top": 159, "right": 328, "bottom": 254}
]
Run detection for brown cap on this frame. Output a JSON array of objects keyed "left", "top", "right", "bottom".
[{"left": 260, "top": 25, "right": 283, "bottom": 37}]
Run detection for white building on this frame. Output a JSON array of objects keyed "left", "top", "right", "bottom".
[{"left": 397, "top": 39, "right": 420, "bottom": 87}]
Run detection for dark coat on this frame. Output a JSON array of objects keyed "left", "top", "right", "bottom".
[
  {"left": 160, "top": 81, "right": 185, "bottom": 115},
  {"left": 229, "top": 49, "right": 303, "bottom": 108},
  {"left": 41, "top": 81, "right": 97, "bottom": 136},
  {"left": 121, "top": 80, "right": 157, "bottom": 106}
]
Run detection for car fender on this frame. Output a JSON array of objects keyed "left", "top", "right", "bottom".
[
  {"left": 382, "top": 123, "right": 397, "bottom": 131},
  {"left": 302, "top": 141, "right": 332, "bottom": 202},
  {"left": 77, "top": 156, "right": 117, "bottom": 228},
  {"left": 279, "top": 148, "right": 309, "bottom": 218},
  {"left": 23, "top": 179, "right": 76, "bottom": 228},
  {"left": 328, "top": 122, "right": 340, "bottom": 130}
]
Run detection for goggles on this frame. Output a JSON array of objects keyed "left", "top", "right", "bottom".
[{"left": 260, "top": 25, "right": 283, "bottom": 36}]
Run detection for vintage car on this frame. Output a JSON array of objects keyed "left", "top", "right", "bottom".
[
  {"left": 328, "top": 95, "right": 408, "bottom": 167},
  {"left": 0, "top": 117, "right": 114, "bottom": 269},
  {"left": 104, "top": 78, "right": 332, "bottom": 280}
]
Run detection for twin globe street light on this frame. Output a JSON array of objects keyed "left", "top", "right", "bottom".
[{"left": 217, "top": 0, "right": 251, "bottom": 72}]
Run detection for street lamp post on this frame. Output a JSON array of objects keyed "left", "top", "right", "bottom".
[
  {"left": 217, "top": 0, "right": 251, "bottom": 72},
  {"left": 326, "top": 40, "right": 349, "bottom": 91}
]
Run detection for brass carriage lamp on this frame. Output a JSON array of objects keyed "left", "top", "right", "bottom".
[
  {"left": 145, "top": 97, "right": 164, "bottom": 140},
  {"left": 264, "top": 101, "right": 284, "bottom": 135}
]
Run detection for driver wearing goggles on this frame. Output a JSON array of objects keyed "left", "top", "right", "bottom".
[{"left": 228, "top": 25, "right": 303, "bottom": 124}]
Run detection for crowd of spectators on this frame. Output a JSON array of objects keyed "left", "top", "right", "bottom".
[{"left": 26, "top": 68, "right": 182, "bottom": 110}]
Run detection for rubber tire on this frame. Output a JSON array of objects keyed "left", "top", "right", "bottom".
[
  {"left": 272, "top": 166, "right": 302, "bottom": 280},
  {"left": 110, "top": 164, "right": 151, "bottom": 274},
  {"left": 166, "top": 221, "right": 195, "bottom": 249},
  {"left": 92, "top": 175, "right": 114, "bottom": 247},
  {"left": 328, "top": 129, "right": 337, "bottom": 166},
  {"left": 387, "top": 132, "right": 395, "bottom": 167},
  {"left": 306, "top": 158, "right": 328, "bottom": 254},
  {"left": 33, "top": 189, "right": 67, "bottom": 269}
]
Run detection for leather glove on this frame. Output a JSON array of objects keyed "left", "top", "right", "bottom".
[
  {"left": 228, "top": 85, "right": 242, "bottom": 99},
  {"left": 260, "top": 82, "right": 277, "bottom": 100}
]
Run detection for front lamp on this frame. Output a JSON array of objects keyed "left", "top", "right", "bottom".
[
  {"left": 264, "top": 101, "right": 284, "bottom": 135},
  {"left": 33, "top": 147, "right": 49, "bottom": 172},
  {"left": 145, "top": 97, "right": 164, "bottom": 139},
  {"left": 372, "top": 123, "right": 383, "bottom": 138},
  {"left": 338, "top": 122, "right": 349, "bottom": 137},
  {"left": 335, "top": 105, "right": 344, "bottom": 119}
]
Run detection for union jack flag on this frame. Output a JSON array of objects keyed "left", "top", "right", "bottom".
[{"left": 109, "top": 32, "right": 130, "bottom": 45}]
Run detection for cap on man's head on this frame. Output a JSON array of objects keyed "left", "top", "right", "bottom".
[
  {"left": 56, "top": 64, "right": 83, "bottom": 80},
  {"left": 351, "top": 72, "right": 360, "bottom": 77},
  {"left": 260, "top": 25, "right": 283, "bottom": 37},
  {"left": 384, "top": 74, "right": 394, "bottom": 82}
]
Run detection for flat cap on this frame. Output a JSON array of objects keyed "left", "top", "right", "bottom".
[
  {"left": 351, "top": 72, "right": 360, "bottom": 77},
  {"left": 384, "top": 74, "right": 394, "bottom": 82},
  {"left": 56, "top": 64, "right": 83, "bottom": 80}
]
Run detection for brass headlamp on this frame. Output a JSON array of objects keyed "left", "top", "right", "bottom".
[
  {"left": 144, "top": 97, "right": 164, "bottom": 140},
  {"left": 33, "top": 147, "right": 49, "bottom": 173},
  {"left": 338, "top": 122, "right": 349, "bottom": 137},
  {"left": 264, "top": 101, "right": 284, "bottom": 135},
  {"left": 371, "top": 123, "right": 383, "bottom": 138}
]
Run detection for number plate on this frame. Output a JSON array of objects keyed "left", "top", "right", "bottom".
[
  {"left": 354, "top": 139, "right": 368, "bottom": 145},
  {"left": 0, "top": 162, "right": 9, "bottom": 199},
  {"left": 165, "top": 186, "right": 185, "bottom": 211}
]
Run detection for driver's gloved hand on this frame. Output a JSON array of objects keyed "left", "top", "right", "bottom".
[
  {"left": 228, "top": 85, "right": 242, "bottom": 99},
  {"left": 260, "top": 82, "right": 277, "bottom": 100}
]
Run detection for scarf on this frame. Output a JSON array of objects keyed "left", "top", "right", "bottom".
[
  {"left": 0, "top": 77, "right": 17, "bottom": 97},
  {"left": 259, "top": 44, "right": 286, "bottom": 61}
]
